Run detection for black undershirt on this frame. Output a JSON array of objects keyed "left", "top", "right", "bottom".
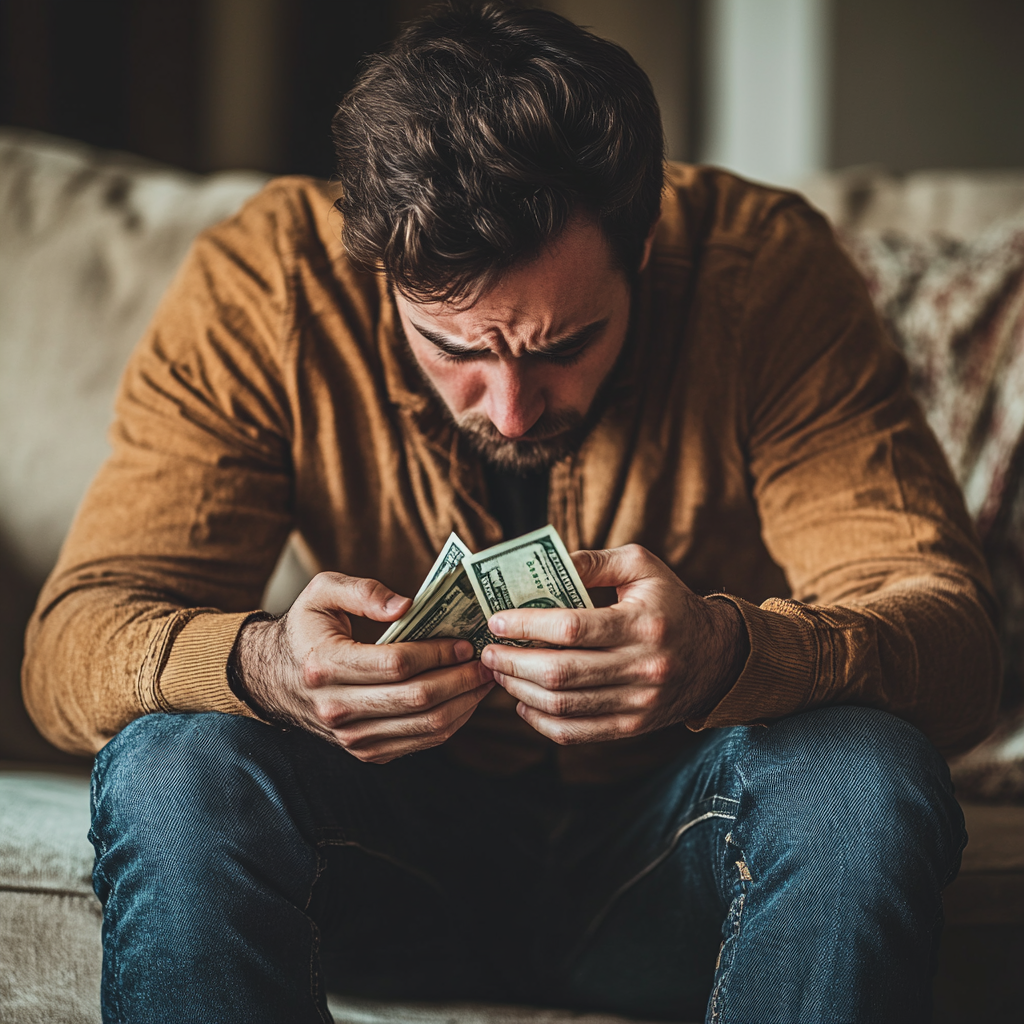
[{"left": 482, "top": 461, "right": 549, "bottom": 539}]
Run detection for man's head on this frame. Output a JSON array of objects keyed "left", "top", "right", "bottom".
[{"left": 333, "top": 1, "right": 665, "bottom": 470}]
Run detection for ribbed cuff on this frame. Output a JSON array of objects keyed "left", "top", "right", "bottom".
[
  {"left": 155, "top": 610, "right": 260, "bottom": 719},
  {"left": 685, "top": 595, "right": 819, "bottom": 731}
]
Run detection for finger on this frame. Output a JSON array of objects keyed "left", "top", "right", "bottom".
[
  {"left": 515, "top": 704, "right": 644, "bottom": 745},
  {"left": 570, "top": 544, "right": 670, "bottom": 590},
  {"left": 315, "top": 660, "right": 493, "bottom": 725},
  {"left": 341, "top": 701, "right": 482, "bottom": 764},
  {"left": 482, "top": 645, "right": 637, "bottom": 689},
  {"left": 304, "top": 571, "right": 412, "bottom": 622},
  {"left": 487, "top": 604, "right": 635, "bottom": 647},
  {"left": 495, "top": 674, "right": 645, "bottom": 718},
  {"left": 332, "top": 681, "right": 493, "bottom": 749},
  {"left": 311, "top": 636, "right": 477, "bottom": 686}
]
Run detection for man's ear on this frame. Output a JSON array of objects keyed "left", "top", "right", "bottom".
[{"left": 637, "top": 219, "right": 658, "bottom": 274}]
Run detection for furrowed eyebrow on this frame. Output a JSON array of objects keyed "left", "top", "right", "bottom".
[
  {"left": 408, "top": 317, "right": 610, "bottom": 357},
  {"left": 408, "top": 322, "right": 479, "bottom": 355}
]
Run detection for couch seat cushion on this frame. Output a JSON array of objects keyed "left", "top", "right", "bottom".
[
  {"left": 0, "top": 768, "right": 101, "bottom": 1024},
  {"left": 0, "top": 768, "right": 654, "bottom": 1023}
]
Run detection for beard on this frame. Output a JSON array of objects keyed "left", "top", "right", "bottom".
[
  {"left": 454, "top": 407, "right": 591, "bottom": 473},
  {"left": 393, "top": 290, "right": 629, "bottom": 474}
]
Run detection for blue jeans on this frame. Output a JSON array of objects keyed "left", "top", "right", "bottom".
[{"left": 90, "top": 706, "right": 965, "bottom": 1023}]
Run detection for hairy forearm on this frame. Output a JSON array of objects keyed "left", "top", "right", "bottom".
[{"left": 693, "top": 597, "right": 751, "bottom": 717}]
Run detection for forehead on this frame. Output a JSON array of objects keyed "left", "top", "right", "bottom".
[{"left": 403, "top": 216, "right": 623, "bottom": 334}]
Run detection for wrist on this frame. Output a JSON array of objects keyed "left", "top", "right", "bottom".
[
  {"left": 692, "top": 597, "right": 749, "bottom": 717},
  {"left": 227, "top": 612, "right": 280, "bottom": 718}
]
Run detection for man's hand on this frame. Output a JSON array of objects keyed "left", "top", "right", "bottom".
[
  {"left": 232, "top": 572, "right": 494, "bottom": 763},
  {"left": 480, "top": 544, "right": 748, "bottom": 745}
]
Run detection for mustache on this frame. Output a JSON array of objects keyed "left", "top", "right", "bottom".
[
  {"left": 456, "top": 409, "right": 588, "bottom": 472},
  {"left": 457, "top": 409, "right": 584, "bottom": 444}
]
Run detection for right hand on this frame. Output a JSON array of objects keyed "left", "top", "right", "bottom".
[{"left": 232, "top": 572, "right": 494, "bottom": 763}]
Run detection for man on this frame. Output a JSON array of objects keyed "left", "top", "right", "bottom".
[{"left": 24, "top": 3, "right": 999, "bottom": 1022}]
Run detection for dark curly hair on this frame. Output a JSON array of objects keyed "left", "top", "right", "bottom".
[{"left": 332, "top": 1, "right": 665, "bottom": 303}]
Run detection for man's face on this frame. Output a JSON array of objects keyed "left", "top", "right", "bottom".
[{"left": 395, "top": 216, "right": 642, "bottom": 471}]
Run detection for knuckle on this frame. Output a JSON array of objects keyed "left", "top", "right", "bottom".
[
  {"left": 308, "top": 571, "right": 339, "bottom": 599},
  {"left": 378, "top": 648, "right": 410, "bottom": 682},
  {"left": 638, "top": 652, "right": 671, "bottom": 685},
  {"left": 301, "top": 652, "right": 329, "bottom": 689},
  {"left": 636, "top": 687, "right": 660, "bottom": 711},
  {"left": 623, "top": 543, "right": 646, "bottom": 563},
  {"left": 423, "top": 708, "right": 448, "bottom": 733},
  {"left": 622, "top": 715, "right": 646, "bottom": 737},
  {"left": 313, "top": 703, "right": 338, "bottom": 728},
  {"left": 558, "top": 612, "right": 584, "bottom": 646},
  {"left": 550, "top": 692, "right": 575, "bottom": 717},
  {"left": 640, "top": 613, "right": 669, "bottom": 647},
  {"left": 405, "top": 683, "right": 432, "bottom": 712},
  {"left": 355, "top": 575, "right": 382, "bottom": 601},
  {"left": 542, "top": 661, "right": 571, "bottom": 690}
]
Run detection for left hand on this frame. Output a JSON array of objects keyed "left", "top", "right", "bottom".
[{"left": 481, "top": 544, "right": 748, "bottom": 745}]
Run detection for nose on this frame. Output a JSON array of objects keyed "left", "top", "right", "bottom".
[{"left": 483, "top": 361, "right": 544, "bottom": 439}]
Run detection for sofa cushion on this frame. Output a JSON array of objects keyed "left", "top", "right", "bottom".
[
  {"left": 802, "top": 167, "right": 1024, "bottom": 241},
  {"left": 0, "top": 768, "right": 100, "bottom": 1024},
  {"left": 0, "top": 129, "right": 269, "bottom": 761},
  {"left": 0, "top": 768, "right": 655, "bottom": 1024},
  {"left": 839, "top": 214, "right": 1024, "bottom": 800}
]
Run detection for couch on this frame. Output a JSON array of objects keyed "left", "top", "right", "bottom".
[{"left": 1, "top": 128, "right": 1022, "bottom": 1022}]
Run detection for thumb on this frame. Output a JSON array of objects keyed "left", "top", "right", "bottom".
[
  {"left": 571, "top": 544, "right": 669, "bottom": 590},
  {"left": 304, "top": 572, "right": 412, "bottom": 623}
]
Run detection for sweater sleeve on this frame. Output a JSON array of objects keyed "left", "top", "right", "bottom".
[
  {"left": 22, "top": 185, "right": 299, "bottom": 756},
  {"left": 689, "top": 199, "right": 1001, "bottom": 755}
]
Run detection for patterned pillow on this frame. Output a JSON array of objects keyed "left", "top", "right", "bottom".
[{"left": 842, "top": 214, "right": 1024, "bottom": 800}]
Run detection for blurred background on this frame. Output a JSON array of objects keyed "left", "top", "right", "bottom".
[{"left": 2, "top": 0, "right": 1022, "bottom": 187}]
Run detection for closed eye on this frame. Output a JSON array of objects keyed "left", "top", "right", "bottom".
[
  {"left": 436, "top": 348, "right": 491, "bottom": 364},
  {"left": 410, "top": 316, "right": 609, "bottom": 366}
]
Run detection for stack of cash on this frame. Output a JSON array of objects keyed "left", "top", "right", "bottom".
[{"left": 377, "top": 525, "right": 594, "bottom": 655}]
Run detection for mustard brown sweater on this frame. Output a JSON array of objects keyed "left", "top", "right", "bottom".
[{"left": 23, "top": 165, "right": 1002, "bottom": 781}]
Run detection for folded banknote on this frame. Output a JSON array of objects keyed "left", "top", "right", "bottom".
[{"left": 376, "top": 524, "right": 593, "bottom": 654}]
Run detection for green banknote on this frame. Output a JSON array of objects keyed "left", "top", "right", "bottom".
[
  {"left": 376, "top": 525, "right": 592, "bottom": 652},
  {"left": 464, "top": 526, "right": 594, "bottom": 615}
]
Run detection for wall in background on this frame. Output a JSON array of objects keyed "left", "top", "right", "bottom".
[
  {"left": 0, "top": 0, "right": 395, "bottom": 176},
  {"left": 541, "top": 0, "right": 702, "bottom": 162},
  {"left": 2, "top": 0, "right": 1023, "bottom": 181},
  {"left": 831, "top": 0, "right": 1024, "bottom": 172},
  {"left": 701, "top": 0, "right": 829, "bottom": 185}
]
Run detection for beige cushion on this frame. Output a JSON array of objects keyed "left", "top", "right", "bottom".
[
  {"left": 801, "top": 166, "right": 1024, "bottom": 240},
  {"left": 0, "top": 769, "right": 99, "bottom": 1024},
  {"left": 0, "top": 128, "right": 267, "bottom": 589},
  {"left": 0, "top": 129, "right": 270, "bottom": 760}
]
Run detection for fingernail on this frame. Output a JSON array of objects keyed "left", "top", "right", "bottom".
[
  {"left": 455, "top": 640, "right": 474, "bottom": 661},
  {"left": 490, "top": 615, "right": 506, "bottom": 635},
  {"left": 481, "top": 647, "right": 494, "bottom": 667},
  {"left": 384, "top": 594, "right": 408, "bottom": 614}
]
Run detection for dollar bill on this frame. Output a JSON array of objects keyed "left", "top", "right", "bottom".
[
  {"left": 376, "top": 524, "right": 591, "bottom": 653},
  {"left": 464, "top": 525, "right": 594, "bottom": 616},
  {"left": 377, "top": 533, "right": 472, "bottom": 645},
  {"left": 380, "top": 565, "right": 497, "bottom": 655},
  {"left": 413, "top": 532, "right": 472, "bottom": 600}
]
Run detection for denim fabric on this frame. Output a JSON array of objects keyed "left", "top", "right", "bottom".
[{"left": 90, "top": 706, "right": 965, "bottom": 1023}]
